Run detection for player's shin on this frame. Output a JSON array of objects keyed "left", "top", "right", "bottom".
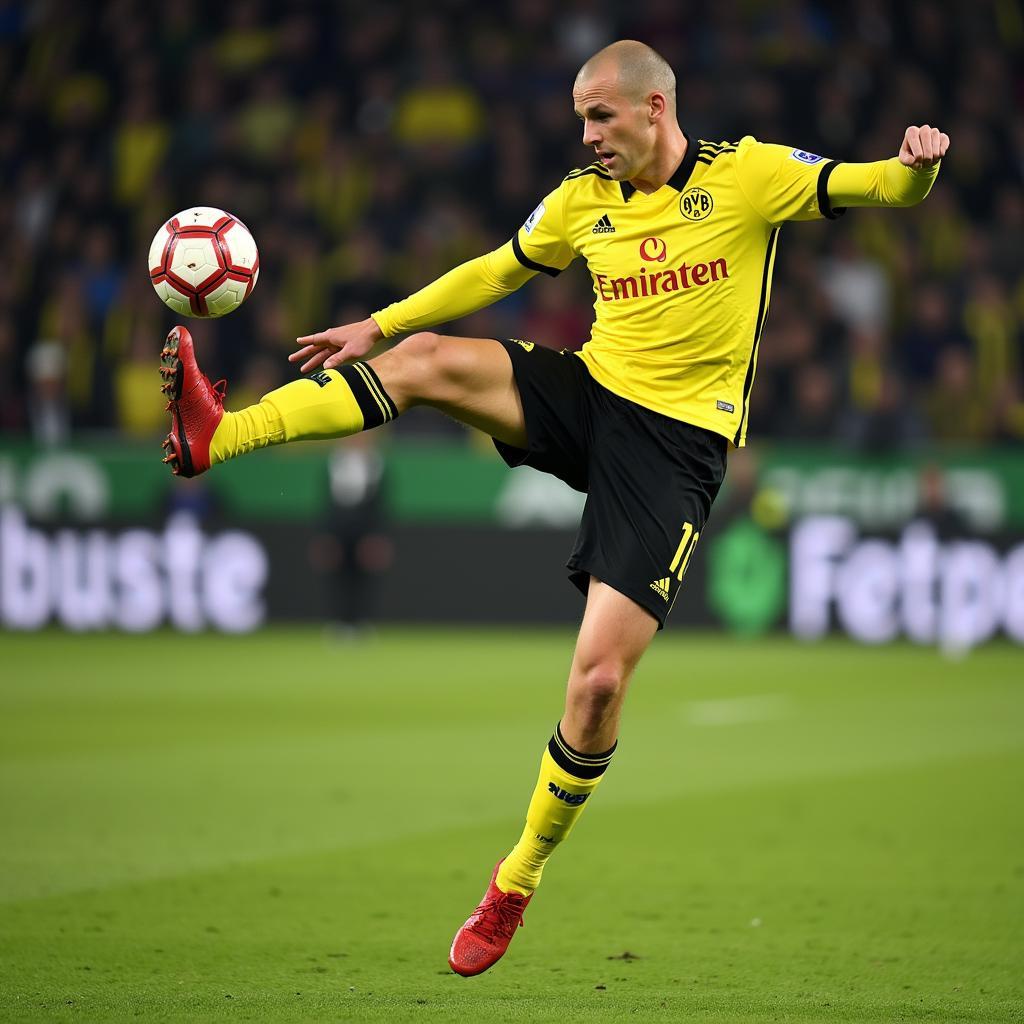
[
  {"left": 209, "top": 364, "right": 398, "bottom": 465},
  {"left": 496, "top": 723, "right": 616, "bottom": 897}
]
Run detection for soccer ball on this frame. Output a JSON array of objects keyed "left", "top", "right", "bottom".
[{"left": 148, "top": 208, "right": 259, "bottom": 317}]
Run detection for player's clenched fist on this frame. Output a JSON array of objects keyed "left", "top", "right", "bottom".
[{"left": 899, "top": 125, "right": 949, "bottom": 170}]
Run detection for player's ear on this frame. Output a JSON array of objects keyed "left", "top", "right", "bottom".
[{"left": 648, "top": 91, "right": 666, "bottom": 123}]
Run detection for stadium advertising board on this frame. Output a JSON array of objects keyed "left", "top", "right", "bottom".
[
  {"left": 703, "top": 514, "right": 1024, "bottom": 649},
  {"left": 0, "top": 507, "right": 267, "bottom": 632},
  {"left": 3, "top": 505, "right": 1022, "bottom": 648},
  {"left": 790, "top": 517, "right": 1024, "bottom": 648},
  {"left": 0, "top": 441, "right": 1021, "bottom": 645}
]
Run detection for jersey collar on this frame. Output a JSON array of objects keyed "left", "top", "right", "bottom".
[{"left": 619, "top": 131, "right": 698, "bottom": 202}]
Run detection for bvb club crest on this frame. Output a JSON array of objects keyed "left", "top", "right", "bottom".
[{"left": 680, "top": 187, "right": 714, "bottom": 222}]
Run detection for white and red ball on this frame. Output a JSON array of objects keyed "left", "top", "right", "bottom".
[{"left": 149, "top": 208, "right": 259, "bottom": 317}]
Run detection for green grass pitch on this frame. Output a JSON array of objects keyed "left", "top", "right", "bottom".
[{"left": 1, "top": 628, "right": 1021, "bottom": 1023}]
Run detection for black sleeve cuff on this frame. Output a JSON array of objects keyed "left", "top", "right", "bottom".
[
  {"left": 511, "top": 232, "right": 561, "bottom": 277},
  {"left": 817, "top": 160, "right": 846, "bottom": 220}
]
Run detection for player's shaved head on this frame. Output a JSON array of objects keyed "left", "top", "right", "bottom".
[
  {"left": 575, "top": 40, "right": 676, "bottom": 111},
  {"left": 573, "top": 39, "right": 684, "bottom": 186}
]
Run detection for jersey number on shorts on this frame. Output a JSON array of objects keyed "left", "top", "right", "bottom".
[{"left": 669, "top": 521, "right": 701, "bottom": 581}]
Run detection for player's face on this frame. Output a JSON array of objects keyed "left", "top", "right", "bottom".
[{"left": 572, "top": 74, "right": 653, "bottom": 181}]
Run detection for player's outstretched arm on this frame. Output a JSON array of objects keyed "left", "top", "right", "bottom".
[
  {"left": 828, "top": 124, "right": 950, "bottom": 209},
  {"left": 291, "top": 240, "right": 536, "bottom": 372}
]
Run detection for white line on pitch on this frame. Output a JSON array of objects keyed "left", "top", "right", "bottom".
[{"left": 682, "top": 695, "right": 792, "bottom": 726}]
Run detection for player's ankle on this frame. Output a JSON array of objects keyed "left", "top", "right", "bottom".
[
  {"left": 208, "top": 410, "right": 236, "bottom": 466},
  {"left": 496, "top": 856, "right": 541, "bottom": 897}
]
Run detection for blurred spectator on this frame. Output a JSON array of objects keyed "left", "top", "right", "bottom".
[
  {"left": 172, "top": 55, "right": 228, "bottom": 171},
  {"left": 914, "top": 183, "right": 970, "bottom": 279},
  {"left": 13, "top": 160, "right": 56, "bottom": 252},
  {"left": 164, "top": 474, "right": 223, "bottom": 525},
  {"left": 994, "top": 383, "right": 1024, "bottom": 443},
  {"left": 819, "top": 237, "right": 891, "bottom": 332},
  {"left": 80, "top": 225, "right": 124, "bottom": 328},
  {"left": 235, "top": 70, "right": 297, "bottom": 166},
  {"left": 845, "top": 326, "right": 887, "bottom": 415},
  {"left": 962, "top": 274, "right": 1019, "bottom": 408},
  {"left": 113, "top": 91, "right": 169, "bottom": 207},
  {"left": 36, "top": 273, "right": 101, "bottom": 427},
  {"left": 114, "top": 329, "right": 168, "bottom": 438},
  {"left": 923, "top": 347, "right": 991, "bottom": 443},
  {"left": 393, "top": 56, "right": 485, "bottom": 161},
  {"left": 558, "top": 3, "right": 614, "bottom": 64},
  {"left": 0, "top": 317, "right": 26, "bottom": 432},
  {"left": 841, "top": 369, "right": 926, "bottom": 452},
  {"left": 523, "top": 274, "right": 591, "bottom": 352},
  {"left": 915, "top": 462, "right": 968, "bottom": 538},
  {"left": 25, "top": 340, "right": 70, "bottom": 446},
  {"left": 329, "top": 228, "right": 396, "bottom": 316},
  {"left": 229, "top": 353, "right": 286, "bottom": 412},
  {"left": 303, "top": 134, "right": 373, "bottom": 238},
  {"left": 989, "top": 186, "right": 1024, "bottom": 281},
  {"left": 897, "top": 283, "right": 967, "bottom": 390},
  {"left": 214, "top": 4, "right": 276, "bottom": 76},
  {"left": 310, "top": 434, "right": 393, "bottom": 635},
  {"left": 776, "top": 361, "right": 840, "bottom": 442}
]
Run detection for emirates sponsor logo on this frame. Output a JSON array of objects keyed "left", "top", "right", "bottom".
[{"left": 594, "top": 257, "right": 728, "bottom": 302}]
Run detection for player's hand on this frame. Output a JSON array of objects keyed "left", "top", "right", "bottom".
[
  {"left": 898, "top": 125, "right": 949, "bottom": 170},
  {"left": 291, "top": 318, "right": 384, "bottom": 372}
]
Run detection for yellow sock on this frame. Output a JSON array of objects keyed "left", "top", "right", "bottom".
[
  {"left": 209, "top": 364, "right": 398, "bottom": 466},
  {"left": 496, "top": 724, "right": 617, "bottom": 897}
]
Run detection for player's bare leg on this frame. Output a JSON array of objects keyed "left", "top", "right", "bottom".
[
  {"left": 369, "top": 331, "right": 528, "bottom": 448},
  {"left": 159, "top": 329, "right": 527, "bottom": 476},
  {"left": 561, "top": 578, "right": 659, "bottom": 751},
  {"left": 449, "top": 580, "right": 657, "bottom": 976}
]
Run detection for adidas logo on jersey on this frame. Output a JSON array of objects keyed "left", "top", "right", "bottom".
[
  {"left": 592, "top": 214, "right": 616, "bottom": 234},
  {"left": 649, "top": 577, "right": 671, "bottom": 601}
]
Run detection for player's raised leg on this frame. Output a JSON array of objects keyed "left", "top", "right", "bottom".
[
  {"left": 449, "top": 580, "right": 657, "bottom": 976},
  {"left": 159, "top": 326, "right": 526, "bottom": 477}
]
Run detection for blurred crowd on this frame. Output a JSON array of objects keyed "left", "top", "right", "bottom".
[{"left": 0, "top": 0, "right": 1021, "bottom": 447}]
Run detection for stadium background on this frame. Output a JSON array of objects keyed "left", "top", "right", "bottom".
[
  {"left": 1, "top": 0, "right": 1023, "bottom": 643},
  {"left": 1, "top": 5, "right": 1023, "bottom": 1021}
]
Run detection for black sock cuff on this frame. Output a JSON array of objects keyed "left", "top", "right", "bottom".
[
  {"left": 547, "top": 723, "right": 617, "bottom": 779},
  {"left": 338, "top": 363, "right": 398, "bottom": 429}
]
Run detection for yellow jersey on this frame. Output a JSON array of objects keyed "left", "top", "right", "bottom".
[
  {"left": 513, "top": 134, "right": 853, "bottom": 445},
  {"left": 370, "top": 134, "right": 938, "bottom": 446}
]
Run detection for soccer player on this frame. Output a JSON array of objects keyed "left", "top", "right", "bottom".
[{"left": 159, "top": 40, "right": 948, "bottom": 976}]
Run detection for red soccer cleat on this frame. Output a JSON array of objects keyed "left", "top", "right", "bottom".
[
  {"left": 159, "top": 325, "right": 226, "bottom": 478},
  {"left": 449, "top": 860, "right": 532, "bottom": 977}
]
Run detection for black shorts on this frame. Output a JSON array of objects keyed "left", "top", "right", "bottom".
[{"left": 493, "top": 338, "right": 728, "bottom": 628}]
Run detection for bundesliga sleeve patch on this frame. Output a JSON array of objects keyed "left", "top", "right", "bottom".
[
  {"left": 790, "top": 149, "right": 825, "bottom": 164},
  {"left": 523, "top": 202, "right": 546, "bottom": 235}
]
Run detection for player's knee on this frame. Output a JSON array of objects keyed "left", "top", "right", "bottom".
[
  {"left": 392, "top": 331, "right": 441, "bottom": 383},
  {"left": 399, "top": 331, "right": 443, "bottom": 362},
  {"left": 574, "top": 662, "right": 627, "bottom": 714},
  {"left": 391, "top": 332, "right": 462, "bottom": 400}
]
